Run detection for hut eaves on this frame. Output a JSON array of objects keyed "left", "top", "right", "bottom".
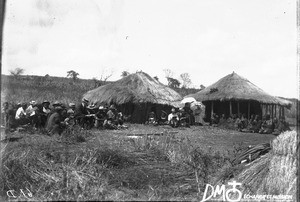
[{"left": 188, "top": 72, "right": 290, "bottom": 107}]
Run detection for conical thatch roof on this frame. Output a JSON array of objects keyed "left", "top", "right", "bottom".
[
  {"left": 233, "top": 130, "right": 297, "bottom": 200},
  {"left": 83, "top": 72, "right": 182, "bottom": 106},
  {"left": 189, "top": 72, "right": 289, "bottom": 106}
]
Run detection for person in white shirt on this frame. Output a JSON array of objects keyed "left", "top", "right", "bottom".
[
  {"left": 168, "top": 108, "right": 179, "bottom": 128},
  {"left": 26, "top": 101, "right": 36, "bottom": 117},
  {"left": 15, "top": 103, "right": 29, "bottom": 126},
  {"left": 15, "top": 104, "right": 26, "bottom": 120}
]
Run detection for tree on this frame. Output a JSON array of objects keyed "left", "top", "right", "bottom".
[
  {"left": 9, "top": 68, "right": 24, "bottom": 77},
  {"left": 121, "top": 71, "right": 130, "bottom": 77},
  {"left": 167, "top": 77, "right": 181, "bottom": 88},
  {"left": 67, "top": 70, "right": 79, "bottom": 81},
  {"left": 163, "top": 68, "right": 173, "bottom": 78},
  {"left": 99, "top": 68, "right": 113, "bottom": 82},
  {"left": 180, "top": 73, "right": 192, "bottom": 88}
]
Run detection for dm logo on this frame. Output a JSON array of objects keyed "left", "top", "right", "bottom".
[{"left": 201, "top": 181, "right": 242, "bottom": 202}]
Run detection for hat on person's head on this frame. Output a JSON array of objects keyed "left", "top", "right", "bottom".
[
  {"left": 82, "top": 98, "right": 89, "bottom": 104},
  {"left": 109, "top": 104, "right": 116, "bottom": 110},
  {"left": 99, "top": 106, "right": 104, "bottom": 110},
  {"left": 42, "top": 100, "right": 50, "bottom": 104},
  {"left": 53, "top": 101, "right": 61, "bottom": 106},
  {"left": 30, "top": 101, "right": 36, "bottom": 105},
  {"left": 69, "top": 103, "right": 76, "bottom": 107},
  {"left": 171, "top": 108, "right": 176, "bottom": 112},
  {"left": 17, "top": 103, "right": 22, "bottom": 107},
  {"left": 55, "top": 106, "right": 63, "bottom": 111}
]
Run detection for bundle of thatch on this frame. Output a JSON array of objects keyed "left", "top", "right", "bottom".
[
  {"left": 83, "top": 72, "right": 182, "bottom": 107},
  {"left": 189, "top": 72, "right": 290, "bottom": 106},
  {"left": 233, "top": 130, "right": 297, "bottom": 201}
]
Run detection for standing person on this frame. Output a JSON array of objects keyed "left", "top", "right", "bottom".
[
  {"left": 2, "top": 102, "right": 16, "bottom": 132},
  {"left": 183, "top": 103, "right": 193, "bottom": 126},
  {"left": 45, "top": 106, "right": 66, "bottom": 136},
  {"left": 193, "top": 105, "right": 203, "bottom": 126},
  {"left": 74, "top": 98, "right": 93, "bottom": 128},
  {"left": 168, "top": 108, "right": 179, "bottom": 128}
]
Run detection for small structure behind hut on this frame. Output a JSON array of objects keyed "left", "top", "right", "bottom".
[
  {"left": 188, "top": 72, "right": 291, "bottom": 121},
  {"left": 83, "top": 72, "right": 182, "bottom": 123}
]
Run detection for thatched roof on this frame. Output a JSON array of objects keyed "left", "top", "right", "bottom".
[
  {"left": 188, "top": 72, "right": 290, "bottom": 106},
  {"left": 233, "top": 130, "right": 297, "bottom": 200},
  {"left": 83, "top": 72, "right": 182, "bottom": 107}
]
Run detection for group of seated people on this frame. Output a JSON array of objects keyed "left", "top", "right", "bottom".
[
  {"left": 146, "top": 104, "right": 204, "bottom": 128},
  {"left": 210, "top": 113, "right": 291, "bottom": 135},
  {"left": 1, "top": 98, "right": 127, "bottom": 136}
]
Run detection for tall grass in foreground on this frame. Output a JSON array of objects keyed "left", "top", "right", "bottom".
[{"left": 0, "top": 127, "right": 248, "bottom": 201}]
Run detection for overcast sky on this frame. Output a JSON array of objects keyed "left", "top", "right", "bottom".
[{"left": 2, "top": 0, "right": 298, "bottom": 98}]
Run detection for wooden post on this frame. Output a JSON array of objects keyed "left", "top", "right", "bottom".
[
  {"left": 237, "top": 102, "right": 240, "bottom": 116},
  {"left": 274, "top": 105, "right": 277, "bottom": 118},
  {"left": 265, "top": 104, "right": 268, "bottom": 115},
  {"left": 229, "top": 101, "right": 232, "bottom": 117},
  {"left": 271, "top": 104, "right": 274, "bottom": 119},
  {"left": 211, "top": 101, "right": 214, "bottom": 118},
  {"left": 282, "top": 107, "right": 285, "bottom": 118},
  {"left": 279, "top": 106, "right": 282, "bottom": 119},
  {"left": 247, "top": 102, "right": 250, "bottom": 119}
]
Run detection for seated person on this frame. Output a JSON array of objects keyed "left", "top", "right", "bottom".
[
  {"left": 95, "top": 106, "right": 107, "bottom": 128},
  {"left": 15, "top": 103, "right": 30, "bottom": 127},
  {"left": 178, "top": 108, "right": 189, "bottom": 127},
  {"left": 218, "top": 114, "right": 226, "bottom": 126},
  {"left": 237, "top": 114, "right": 248, "bottom": 131},
  {"left": 158, "top": 110, "right": 168, "bottom": 125},
  {"left": 75, "top": 98, "right": 95, "bottom": 129},
  {"left": 251, "top": 115, "right": 262, "bottom": 133},
  {"left": 146, "top": 111, "right": 157, "bottom": 125},
  {"left": 103, "top": 104, "right": 118, "bottom": 129},
  {"left": 259, "top": 114, "right": 274, "bottom": 134},
  {"left": 211, "top": 113, "right": 219, "bottom": 126},
  {"left": 168, "top": 108, "right": 179, "bottom": 128},
  {"left": 40, "top": 100, "right": 51, "bottom": 127},
  {"left": 26, "top": 101, "right": 40, "bottom": 129},
  {"left": 45, "top": 106, "right": 67, "bottom": 136}
]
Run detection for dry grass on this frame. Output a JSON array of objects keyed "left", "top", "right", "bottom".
[
  {"left": 227, "top": 130, "right": 297, "bottom": 201},
  {"left": 0, "top": 124, "right": 279, "bottom": 201}
]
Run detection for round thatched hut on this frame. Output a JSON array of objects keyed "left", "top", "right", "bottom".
[
  {"left": 188, "top": 72, "right": 291, "bottom": 120},
  {"left": 83, "top": 72, "right": 182, "bottom": 123}
]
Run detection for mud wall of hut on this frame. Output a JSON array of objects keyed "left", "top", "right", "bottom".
[{"left": 118, "top": 103, "right": 173, "bottom": 124}]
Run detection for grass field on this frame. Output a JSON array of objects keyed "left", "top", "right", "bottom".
[{"left": 0, "top": 124, "right": 277, "bottom": 201}]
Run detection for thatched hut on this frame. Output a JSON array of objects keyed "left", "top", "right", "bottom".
[
  {"left": 234, "top": 130, "right": 297, "bottom": 201},
  {"left": 188, "top": 72, "right": 291, "bottom": 120},
  {"left": 83, "top": 72, "right": 182, "bottom": 123}
]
